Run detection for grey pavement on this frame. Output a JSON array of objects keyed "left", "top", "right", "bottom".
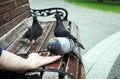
[
  {"left": 29, "top": 0, "right": 120, "bottom": 79},
  {"left": 83, "top": 31, "right": 120, "bottom": 79}
]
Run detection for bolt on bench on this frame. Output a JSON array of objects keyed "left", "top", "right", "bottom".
[{"left": 0, "top": 0, "right": 85, "bottom": 79}]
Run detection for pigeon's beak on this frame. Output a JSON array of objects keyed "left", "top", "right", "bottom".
[{"left": 48, "top": 45, "right": 52, "bottom": 49}]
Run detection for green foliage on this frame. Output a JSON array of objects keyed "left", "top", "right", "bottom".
[
  {"left": 114, "top": 76, "right": 120, "bottom": 79},
  {"left": 66, "top": 0, "right": 120, "bottom": 13}
]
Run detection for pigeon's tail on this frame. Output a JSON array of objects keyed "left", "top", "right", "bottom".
[
  {"left": 71, "top": 51, "right": 84, "bottom": 68},
  {"left": 75, "top": 41, "right": 85, "bottom": 49},
  {"left": 22, "top": 32, "right": 28, "bottom": 38},
  {"left": 22, "top": 27, "right": 31, "bottom": 40},
  {"left": 22, "top": 34, "right": 26, "bottom": 38}
]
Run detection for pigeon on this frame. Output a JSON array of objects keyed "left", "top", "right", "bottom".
[
  {"left": 54, "top": 12, "right": 85, "bottom": 49},
  {"left": 47, "top": 37, "right": 84, "bottom": 68},
  {"left": 47, "top": 37, "right": 76, "bottom": 55},
  {"left": 22, "top": 16, "right": 43, "bottom": 42}
]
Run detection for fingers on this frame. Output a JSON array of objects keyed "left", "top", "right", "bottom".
[
  {"left": 47, "top": 55, "right": 61, "bottom": 59},
  {"left": 48, "top": 55, "right": 61, "bottom": 61},
  {"left": 44, "top": 55, "right": 61, "bottom": 62},
  {"left": 39, "top": 55, "right": 61, "bottom": 66}
]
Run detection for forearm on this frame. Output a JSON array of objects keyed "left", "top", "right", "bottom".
[
  {"left": 0, "top": 49, "right": 61, "bottom": 71},
  {"left": 0, "top": 50, "right": 32, "bottom": 71}
]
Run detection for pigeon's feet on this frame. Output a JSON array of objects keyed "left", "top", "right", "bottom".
[
  {"left": 19, "top": 38, "right": 28, "bottom": 42},
  {"left": 31, "top": 40, "right": 35, "bottom": 44}
]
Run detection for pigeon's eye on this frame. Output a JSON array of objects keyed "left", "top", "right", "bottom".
[{"left": 48, "top": 44, "right": 54, "bottom": 49}]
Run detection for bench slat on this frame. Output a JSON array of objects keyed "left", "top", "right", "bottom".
[
  {"left": 78, "top": 65, "right": 83, "bottom": 79},
  {"left": 0, "top": 22, "right": 28, "bottom": 50},
  {"left": 0, "top": 4, "right": 29, "bottom": 26},
  {"left": 0, "top": 1, "right": 16, "bottom": 14},
  {"left": 0, "top": 10, "right": 30, "bottom": 37},
  {"left": 65, "top": 56, "right": 79, "bottom": 79}
]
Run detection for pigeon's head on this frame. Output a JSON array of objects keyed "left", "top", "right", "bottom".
[
  {"left": 54, "top": 12, "right": 63, "bottom": 19},
  {"left": 47, "top": 38, "right": 63, "bottom": 55},
  {"left": 32, "top": 16, "right": 38, "bottom": 22}
]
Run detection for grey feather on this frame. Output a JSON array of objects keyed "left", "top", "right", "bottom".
[{"left": 47, "top": 37, "right": 75, "bottom": 55}]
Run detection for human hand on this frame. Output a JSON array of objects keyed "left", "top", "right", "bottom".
[{"left": 27, "top": 53, "right": 61, "bottom": 69}]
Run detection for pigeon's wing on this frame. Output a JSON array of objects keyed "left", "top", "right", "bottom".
[
  {"left": 64, "top": 30, "right": 77, "bottom": 41},
  {"left": 65, "top": 31, "right": 85, "bottom": 49}
]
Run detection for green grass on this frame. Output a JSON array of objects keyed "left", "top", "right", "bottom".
[{"left": 66, "top": 0, "right": 120, "bottom": 13}]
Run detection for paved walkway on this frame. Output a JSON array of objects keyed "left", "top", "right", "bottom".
[
  {"left": 83, "top": 31, "right": 120, "bottom": 79},
  {"left": 29, "top": 0, "right": 120, "bottom": 79}
]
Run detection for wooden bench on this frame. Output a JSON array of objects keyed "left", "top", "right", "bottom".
[{"left": 0, "top": 0, "right": 85, "bottom": 79}]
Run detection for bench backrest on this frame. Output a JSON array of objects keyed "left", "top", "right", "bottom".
[{"left": 0, "top": 0, "right": 30, "bottom": 50}]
